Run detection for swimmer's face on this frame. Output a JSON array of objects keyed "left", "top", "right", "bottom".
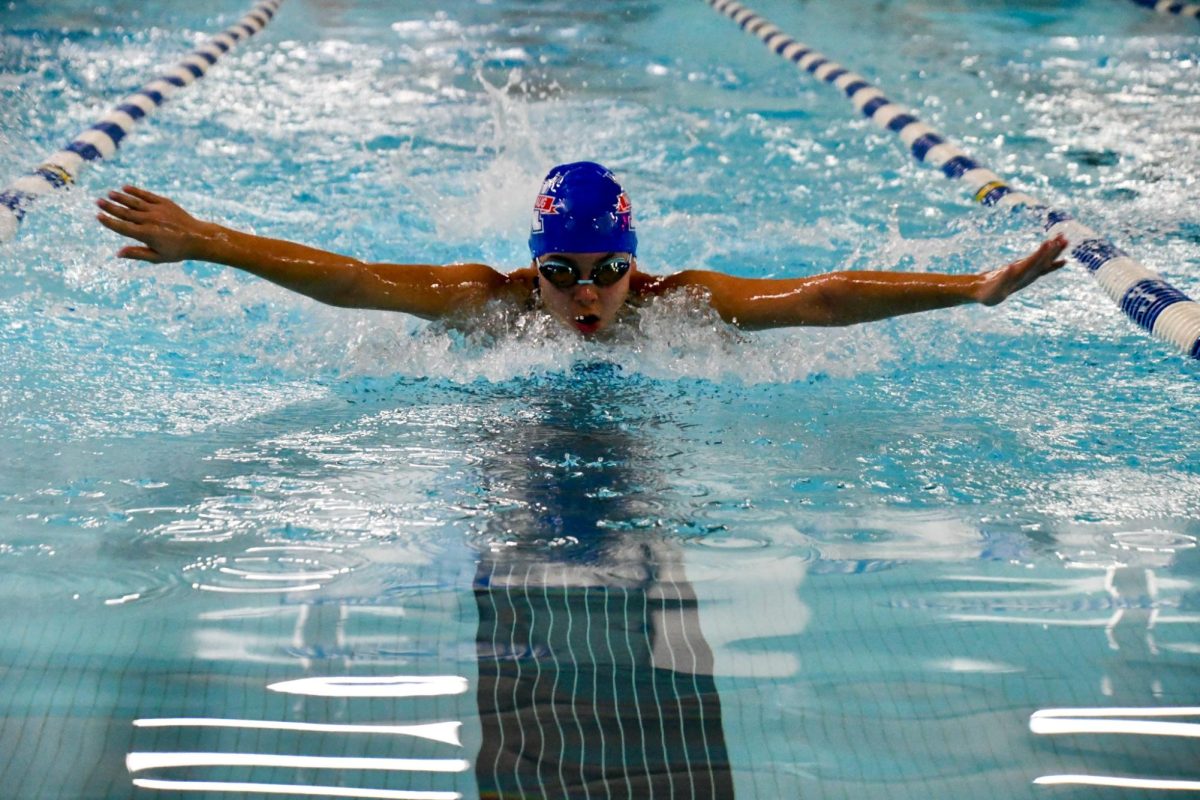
[{"left": 535, "top": 252, "right": 634, "bottom": 336}]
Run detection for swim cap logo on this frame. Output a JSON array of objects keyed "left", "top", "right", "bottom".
[
  {"left": 531, "top": 193, "right": 559, "bottom": 234},
  {"left": 615, "top": 191, "right": 634, "bottom": 230}
]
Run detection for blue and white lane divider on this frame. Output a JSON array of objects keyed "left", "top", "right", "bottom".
[
  {"left": 705, "top": 0, "right": 1200, "bottom": 359},
  {"left": 1129, "top": 0, "right": 1200, "bottom": 20},
  {"left": 0, "top": 0, "right": 284, "bottom": 243}
]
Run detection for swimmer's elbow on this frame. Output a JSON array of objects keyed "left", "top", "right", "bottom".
[
  {"left": 335, "top": 261, "right": 507, "bottom": 317},
  {"left": 803, "top": 273, "right": 857, "bottom": 326},
  {"left": 320, "top": 264, "right": 375, "bottom": 309},
  {"left": 740, "top": 275, "right": 848, "bottom": 329}
]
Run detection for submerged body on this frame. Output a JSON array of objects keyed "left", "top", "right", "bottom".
[{"left": 96, "top": 162, "right": 1066, "bottom": 337}]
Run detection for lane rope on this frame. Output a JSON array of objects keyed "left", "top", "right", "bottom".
[
  {"left": 0, "top": 0, "right": 284, "bottom": 243},
  {"left": 704, "top": 0, "right": 1200, "bottom": 359},
  {"left": 1129, "top": 0, "right": 1200, "bottom": 20}
]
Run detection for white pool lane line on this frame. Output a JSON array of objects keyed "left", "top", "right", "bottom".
[
  {"left": 0, "top": 0, "right": 284, "bottom": 242},
  {"left": 130, "top": 672, "right": 471, "bottom": 799},
  {"left": 1031, "top": 707, "right": 1200, "bottom": 789},
  {"left": 703, "top": 0, "right": 1200, "bottom": 359},
  {"left": 132, "top": 717, "right": 463, "bottom": 746},
  {"left": 131, "top": 780, "right": 460, "bottom": 800},
  {"left": 127, "top": 752, "right": 468, "bottom": 773}
]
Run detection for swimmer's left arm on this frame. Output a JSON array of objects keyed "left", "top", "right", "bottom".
[{"left": 657, "top": 236, "right": 1067, "bottom": 329}]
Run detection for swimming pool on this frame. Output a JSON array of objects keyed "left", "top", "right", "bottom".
[{"left": 2, "top": 0, "right": 1198, "bottom": 797}]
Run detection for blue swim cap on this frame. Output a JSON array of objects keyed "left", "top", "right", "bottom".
[{"left": 529, "top": 161, "right": 636, "bottom": 258}]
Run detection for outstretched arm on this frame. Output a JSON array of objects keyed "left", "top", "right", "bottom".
[
  {"left": 654, "top": 236, "right": 1067, "bottom": 329},
  {"left": 96, "top": 186, "right": 515, "bottom": 319}
]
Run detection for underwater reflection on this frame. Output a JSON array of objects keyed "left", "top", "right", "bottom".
[{"left": 471, "top": 369, "right": 734, "bottom": 798}]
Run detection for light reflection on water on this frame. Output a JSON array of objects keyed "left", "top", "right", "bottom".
[{"left": 1, "top": 0, "right": 1199, "bottom": 797}]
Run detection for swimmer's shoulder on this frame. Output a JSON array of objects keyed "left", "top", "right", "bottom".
[
  {"left": 631, "top": 269, "right": 718, "bottom": 297},
  {"left": 631, "top": 269, "right": 658, "bottom": 296},
  {"left": 505, "top": 264, "right": 537, "bottom": 287},
  {"left": 500, "top": 265, "right": 538, "bottom": 309}
]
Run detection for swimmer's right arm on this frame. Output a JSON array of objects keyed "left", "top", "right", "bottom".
[{"left": 96, "top": 186, "right": 517, "bottom": 320}]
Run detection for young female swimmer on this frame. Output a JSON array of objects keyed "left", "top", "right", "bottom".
[{"left": 97, "top": 161, "right": 1067, "bottom": 337}]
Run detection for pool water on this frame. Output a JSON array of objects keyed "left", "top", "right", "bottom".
[{"left": 1, "top": 1, "right": 1198, "bottom": 798}]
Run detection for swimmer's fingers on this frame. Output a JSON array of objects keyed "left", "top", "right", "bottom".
[
  {"left": 98, "top": 202, "right": 197, "bottom": 263},
  {"left": 1032, "top": 234, "right": 1069, "bottom": 271},
  {"left": 96, "top": 212, "right": 169, "bottom": 262},
  {"left": 115, "top": 245, "right": 169, "bottom": 263},
  {"left": 978, "top": 235, "right": 1068, "bottom": 305},
  {"left": 97, "top": 196, "right": 145, "bottom": 223},
  {"left": 996, "top": 259, "right": 1065, "bottom": 301},
  {"left": 1009, "top": 242, "right": 1067, "bottom": 290},
  {"left": 105, "top": 189, "right": 149, "bottom": 212},
  {"left": 1018, "top": 236, "right": 1069, "bottom": 284},
  {"left": 96, "top": 210, "right": 141, "bottom": 239},
  {"left": 122, "top": 185, "right": 170, "bottom": 205}
]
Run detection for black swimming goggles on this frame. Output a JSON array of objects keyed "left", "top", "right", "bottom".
[{"left": 536, "top": 256, "right": 632, "bottom": 289}]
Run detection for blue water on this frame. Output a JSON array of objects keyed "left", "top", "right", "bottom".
[{"left": 2, "top": 1, "right": 1199, "bottom": 798}]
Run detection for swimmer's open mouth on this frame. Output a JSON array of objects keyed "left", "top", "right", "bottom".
[{"left": 573, "top": 314, "right": 602, "bottom": 334}]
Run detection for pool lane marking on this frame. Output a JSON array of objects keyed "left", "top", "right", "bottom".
[
  {"left": 1029, "top": 707, "right": 1200, "bottom": 787},
  {"left": 1129, "top": 0, "right": 1200, "bottom": 20},
  {"left": 266, "top": 674, "right": 470, "bottom": 698},
  {"left": 130, "top": 779, "right": 459, "bottom": 800},
  {"left": 132, "top": 718, "right": 464, "bottom": 746},
  {"left": 0, "top": 0, "right": 285, "bottom": 243},
  {"left": 1032, "top": 718, "right": 1200, "bottom": 737},
  {"left": 1034, "top": 775, "right": 1200, "bottom": 790},
  {"left": 1033, "top": 707, "right": 1200, "bottom": 717},
  {"left": 703, "top": 0, "right": 1200, "bottom": 360},
  {"left": 127, "top": 752, "right": 469, "bottom": 773}
]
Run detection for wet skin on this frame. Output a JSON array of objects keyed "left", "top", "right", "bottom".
[
  {"left": 95, "top": 186, "right": 1069, "bottom": 335},
  {"left": 533, "top": 252, "right": 634, "bottom": 336}
]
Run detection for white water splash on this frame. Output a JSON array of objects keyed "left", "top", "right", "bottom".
[{"left": 275, "top": 287, "right": 895, "bottom": 385}]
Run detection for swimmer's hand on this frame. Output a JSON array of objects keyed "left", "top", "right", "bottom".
[
  {"left": 975, "top": 234, "right": 1068, "bottom": 306},
  {"left": 96, "top": 185, "right": 206, "bottom": 263}
]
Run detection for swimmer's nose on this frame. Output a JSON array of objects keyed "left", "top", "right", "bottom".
[{"left": 572, "top": 282, "right": 600, "bottom": 302}]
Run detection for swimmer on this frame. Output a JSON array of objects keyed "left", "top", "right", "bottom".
[{"left": 96, "top": 161, "right": 1067, "bottom": 336}]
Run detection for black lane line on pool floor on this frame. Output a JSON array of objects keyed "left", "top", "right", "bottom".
[{"left": 471, "top": 404, "right": 735, "bottom": 798}]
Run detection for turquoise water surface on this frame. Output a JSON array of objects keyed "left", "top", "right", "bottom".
[{"left": 2, "top": 1, "right": 1199, "bottom": 798}]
